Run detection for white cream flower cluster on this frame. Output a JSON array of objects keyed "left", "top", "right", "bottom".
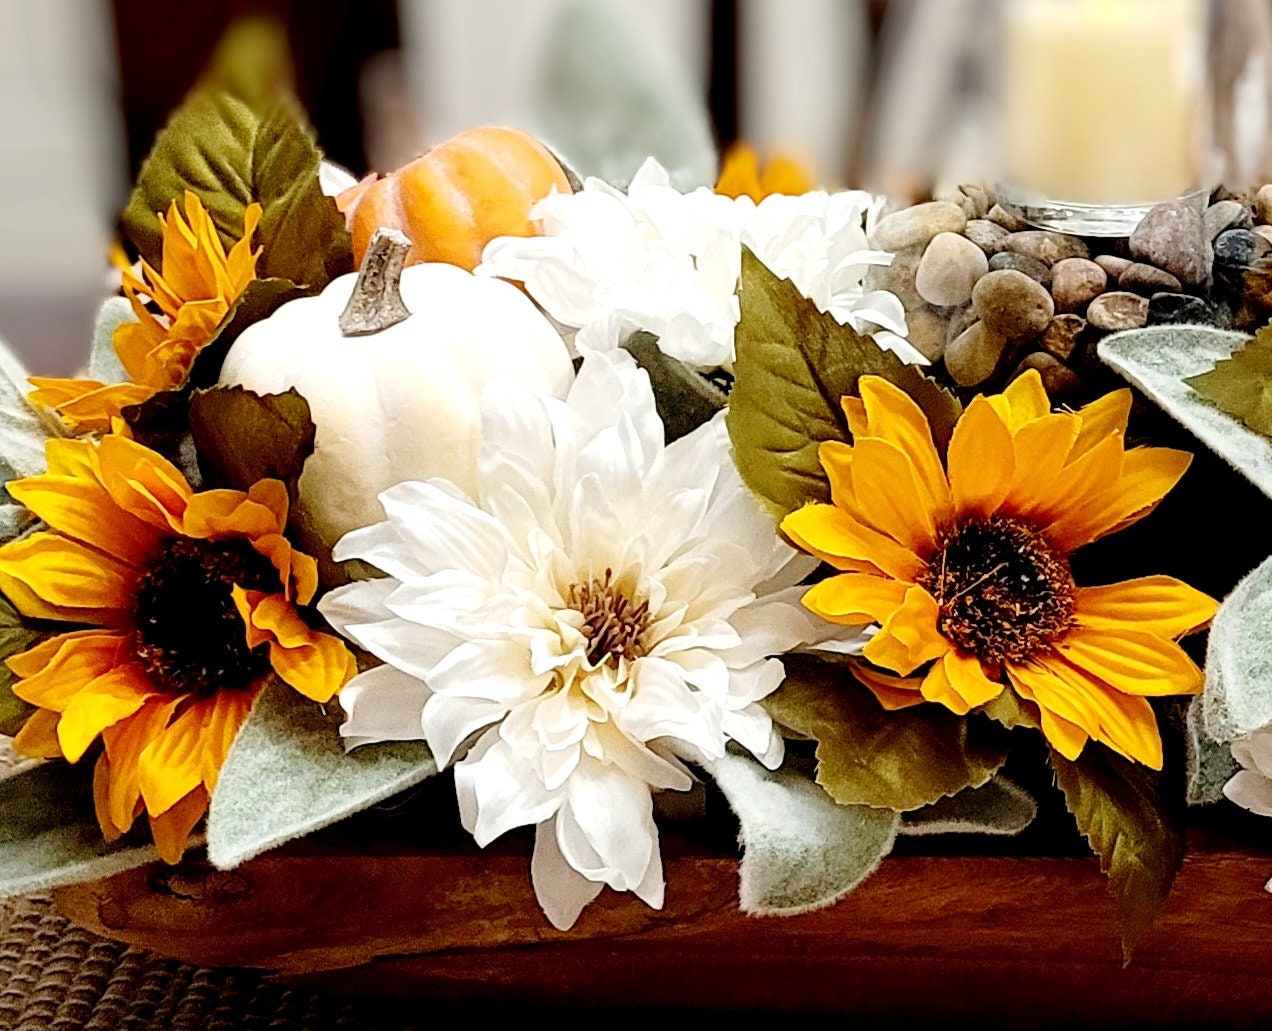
[
  {"left": 320, "top": 348, "right": 826, "bottom": 928},
  {"left": 478, "top": 158, "right": 920, "bottom": 369}
]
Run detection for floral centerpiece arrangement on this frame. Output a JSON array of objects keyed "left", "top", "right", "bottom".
[{"left": 8, "top": 38, "right": 1272, "bottom": 969}]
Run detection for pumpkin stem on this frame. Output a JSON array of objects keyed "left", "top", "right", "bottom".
[{"left": 339, "top": 228, "right": 412, "bottom": 336}]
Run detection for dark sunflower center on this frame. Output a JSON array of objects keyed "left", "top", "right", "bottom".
[
  {"left": 917, "top": 516, "right": 1075, "bottom": 667},
  {"left": 567, "top": 568, "right": 651, "bottom": 666},
  {"left": 132, "top": 537, "right": 280, "bottom": 696}
]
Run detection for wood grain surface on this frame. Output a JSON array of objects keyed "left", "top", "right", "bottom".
[{"left": 51, "top": 824, "right": 1272, "bottom": 1026}]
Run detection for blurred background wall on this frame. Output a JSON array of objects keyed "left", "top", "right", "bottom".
[{"left": 1, "top": 0, "right": 1269, "bottom": 372}]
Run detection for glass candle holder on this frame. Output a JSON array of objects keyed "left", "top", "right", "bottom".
[{"left": 995, "top": 0, "right": 1212, "bottom": 237}]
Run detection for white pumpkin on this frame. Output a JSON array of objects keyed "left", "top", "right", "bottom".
[{"left": 219, "top": 261, "right": 573, "bottom": 554}]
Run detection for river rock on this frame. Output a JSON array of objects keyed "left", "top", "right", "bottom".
[
  {"left": 915, "top": 232, "right": 989, "bottom": 306},
  {"left": 945, "top": 304, "right": 978, "bottom": 347},
  {"left": 988, "top": 251, "right": 1052, "bottom": 286},
  {"left": 1255, "top": 226, "right": 1272, "bottom": 249},
  {"left": 1094, "top": 254, "right": 1132, "bottom": 280},
  {"left": 959, "top": 184, "right": 992, "bottom": 220},
  {"left": 1087, "top": 291, "right": 1149, "bottom": 332},
  {"left": 872, "top": 201, "right": 967, "bottom": 251},
  {"left": 1039, "top": 314, "right": 1086, "bottom": 361},
  {"left": 1146, "top": 292, "right": 1220, "bottom": 327},
  {"left": 1012, "top": 352, "right": 1081, "bottom": 398},
  {"left": 972, "top": 269, "right": 1054, "bottom": 344},
  {"left": 1050, "top": 258, "right": 1106, "bottom": 313},
  {"left": 1118, "top": 262, "right": 1182, "bottom": 295},
  {"left": 1214, "top": 228, "right": 1272, "bottom": 268},
  {"left": 1204, "top": 200, "right": 1251, "bottom": 239},
  {"left": 906, "top": 305, "right": 950, "bottom": 362},
  {"left": 1128, "top": 200, "right": 1210, "bottom": 286},
  {"left": 945, "top": 322, "right": 1005, "bottom": 387},
  {"left": 1005, "top": 230, "right": 1090, "bottom": 266},
  {"left": 986, "top": 203, "right": 1029, "bottom": 231},
  {"left": 965, "top": 219, "right": 1011, "bottom": 255},
  {"left": 864, "top": 247, "right": 924, "bottom": 311},
  {"left": 1257, "top": 184, "right": 1272, "bottom": 225}
]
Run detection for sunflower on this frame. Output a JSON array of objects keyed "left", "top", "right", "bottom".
[
  {"left": 30, "top": 192, "right": 261, "bottom": 431},
  {"left": 781, "top": 371, "right": 1218, "bottom": 769},
  {"left": 714, "top": 143, "right": 814, "bottom": 202},
  {"left": 0, "top": 435, "right": 355, "bottom": 860}
]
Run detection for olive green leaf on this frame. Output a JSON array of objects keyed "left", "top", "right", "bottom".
[
  {"left": 121, "top": 391, "right": 201, "bottom": 489},
  {"left": 621, "top": 331, "right": 728, "bottom": 442},
  {"left": 728, "top": 248, "right": 962, "bottom": 518},
  {"left": 202, "top": 15, "right": 295, "bottom": 111},
  {"left": 1052, "top": 745, "right": 1185, "bottom": 962},
  {"left": 188, "top": 386, "right": 315, "bottom": 522},
  {"left": 122, "top": 88, "right": 352, "bottom": 291},
  {"left": 982, "top": 687, "right": 1040, "bottom": 731},
  {"left": 764, "top": 655, "right": 1011, "bottom": 812},
  {"left": 1184, "top": 325, "right": 1272, "bottom": 438},
  {"left": 0, "top": 594, "right": 46, "bottom": 738},
  {"left": 188, "top": 276, "right": 309, "bottom": 389}
]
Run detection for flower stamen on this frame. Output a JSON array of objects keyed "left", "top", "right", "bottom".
[
  {"left": 918, "top": 516, "right": 1075, "bottom": 666},
  {"left": 133, "top": 537, "right": 279, "bottom": 696},
  {"left": 567, "top": 568, "right": 651, "bottom": 666}
]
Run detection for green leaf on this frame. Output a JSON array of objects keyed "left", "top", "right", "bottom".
[
  {"left": 707, "top": 750, "right": 898, "bottom": 914},
  {"left": 0, "top": 338, "right": 67, "bottom": 486},
  {"left": 899, "top": 777, "right": 1037, "bottom": 837},
  {"left": 1184, "top": 325, "right": 1272, "bottom": 436},
  {"left": 122, "top": 88, "right": 352, "bottom": 291},
  {"left": 621, "top": 331, "right": 727, "bottom": 442},
  {"left": 0, "top": 761, "right": 160, "bottom": 898},
  {"left": 982, "top": 687, "right": 1040, "bottom": 731},
  {"left": 0, "top": 594, "right": 44, "bottom": 737},
  {"left": 1098, "top": 326, "right": 1272, "bottom": 500},
  {"left": 1185, "top": 698, "right": 1237, "bottom": 806},
  {"left": 88, "top": 297, "right": 135, "bottom": 384},
  {"left": 1198, "top": 553, "right": 1272, "bottom": 742},
  {"left": 532, "top": 0, "right": 717, "bottom": 189},
  {"left": 202, "top": 15, "right": 295, "bottom": 111},
  {"left": 206, "top": 681, "right": 437, "bottom": 870},
  {"left": 1052, "top": 745, "right": 1185, "bottom": 962},
  {"left": 728, "top": 248, "right": 962, "bottom": 518},
  {"left": 764, "top": 656, "right": 1011, "bottom": 811},
  {"left": 187, "top": 386, "right": 315, "bottom": 520},
  {"left": 187, "top": 276, "right": 309, "bottom": 389}
]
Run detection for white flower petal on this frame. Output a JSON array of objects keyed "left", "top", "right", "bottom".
[
  {"left": 338, "top": 663, "right": 433, "bottom": 750},
  {"left": 531, "top": 816, "right": 605, "bottom": 930},
  {"left": 318, "top": 576, "right": 398, "bottom": 637},
  {"left": 423, "top": 695, "right": 508, "bottom": 768},
  {"left": 1225, "top": 768, "right": 1272, "bottom": 817},
  {"left": 455, "top": 732, "right": 562, "bottom": 846},
  {"left": 558, "top": 761, "right": 657, "bottom": 893}
]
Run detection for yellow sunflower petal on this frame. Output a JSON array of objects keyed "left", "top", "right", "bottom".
[
  {"left": 862, "top": 585, "right": 948, "bottom": 676},
  {"left": 138, "top": 691, "right": 255, "bottom": 817},
  {"left": 27, "top": 378, "right": 156, "bottom": 433},
  {"left": 989, "top": 369, "right": 1051, "bottom": 431},
  {"left": 846, "top": 437, "right": 940, "bottom": 556},
  {"left": 781, "top": 503, "right": 922, "bottom": 581},
  {"left": 943, "top": 649, "right": 1005, "bottom": 709},
  {"left": 1000, "top": 412, "right": 1081, "bottom": 519},
  {"left": 1019, "top": 431, "right": 1125, "bottom": 535},
  {"left": 96, "top": 435, "right": 193, "bottom": 533},
  {"left": 852, "top": 663, "right": 926, "bottom": 710},
  {"left": 1007, "top": 665, "right": 1089, "bottom": 760},
  {"left": 233, "top": 589, "right": 355, "bottom": 703},
  {"left": 947, "top": 395, "right": 1015, "bottom": 521},
  {"left": 0, "top": 532, "right": 134, "bottom": 624},
  {"left": 842, "top": 395, "right": 869, "bottom": 440},
  {"left": 714, "top": 143, "right": 764, "bottom": 201},
  {"left": 1074, "top": 577, "right": 1218, "bottom": 639},
  {"left": 149, "top": 786, "right": 209, "bottom": 864},
  {"left": 759, "top": 154, "right": 815, "bottom": 197},
  {"left": 102, "top": 695, "right": 182, "bottom": 834},
  {"left": 1072, "top": 388, "right": 1132, "bottom": 459},
  {"left": 801, "top": 572, "right": 909, "bottom": 625},
  {"left": 57, "top": 664, "right": 157, "bottom": 763},
  {"left": 9, "top": 630, "right": 132, "bottom": 711},
  {"left": 920, "top": 659, "right": 971, "bottom": 715},
  {"left": 857, "top": 377, "right": 952, "bottom": 520},
  {"left": 13, "top": 708, "right": 63, "bottom": 758},
  {"left": 93, "top": 754, "right": 125, "bottom": 842},
  {"left": 819, "top": 439, "right": 856, "bottom": 509},
  {"left": 1052, "top": 626, "right": 1204, "bottom": 697},
  {"left": 181, "top": 487, "right": 285, "bottom": 541},
  {"left": 1044, "top": 447, "right": 1191, "bottom": 553},
  {"left": 8, "top": 463, "right": 162, "bottom": 567}
]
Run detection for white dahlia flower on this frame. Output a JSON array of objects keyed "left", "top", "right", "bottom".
[
  {"left": 319, "top": 348, "right": 823, "bottom": 929},
  {"left": 477, "top": 158, "right": 923, "bottom": 369}
]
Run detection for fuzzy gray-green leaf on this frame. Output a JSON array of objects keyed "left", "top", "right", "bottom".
[{"left": 728, "top": 248, "right": 961, "bottom": 518}]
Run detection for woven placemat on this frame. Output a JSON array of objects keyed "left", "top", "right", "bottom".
[{"left": 0, "top": 897, "right": 432, "bottom": 1031}]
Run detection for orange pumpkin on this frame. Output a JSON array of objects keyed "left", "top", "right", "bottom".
[{"left": 337, "top": 126, "right": 573, "bottom": 271}]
